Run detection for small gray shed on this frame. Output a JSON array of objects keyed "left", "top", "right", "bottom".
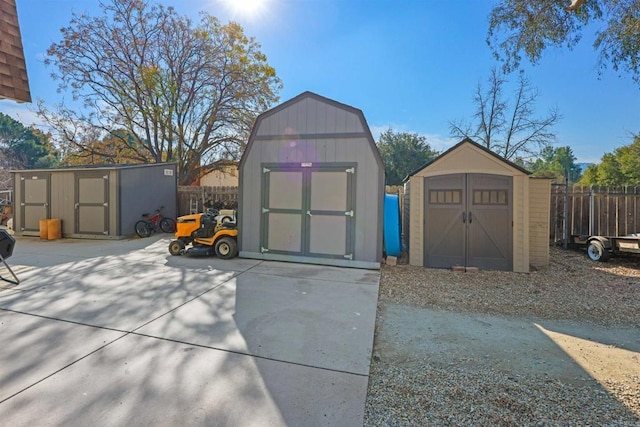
[
  {"left": 12, "top": 163, "right": 177, "bottom": 239},
  {"left": 238, "top": 91, "right": 384, "bottom": 269}
]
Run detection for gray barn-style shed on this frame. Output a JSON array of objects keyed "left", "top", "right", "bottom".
[
  {"left": 239, "top": 91, "right": 385, "bottom": 269},
  {"left": 12, "top": 163, "right": 177, "bottom": 239}
]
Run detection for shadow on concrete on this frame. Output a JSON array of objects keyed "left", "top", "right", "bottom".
[{"left": 0, "top": 237, "right": 380, "bottom": 425}]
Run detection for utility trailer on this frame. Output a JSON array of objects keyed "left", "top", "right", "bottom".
[{"left": 570, "top": 234, "right": 640, "bottom": 262}]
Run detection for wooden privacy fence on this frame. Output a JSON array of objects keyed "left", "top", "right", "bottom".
[
  {"left": 550, "top": 185, "right": 640, "bottom": 242},
  {"left": 177, "top": 186, "right": 238, "bottom": 216}
]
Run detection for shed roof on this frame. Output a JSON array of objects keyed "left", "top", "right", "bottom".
[
  {"left": 239, "top": 91, "right": 384, "bottom": 170},
  {"left": 0, "top": 0, "right": 31, "bottom": 103},
  {"left": 10, "top": 162, "right": 177, "bottom": 174},
  {"left": 406, "top": 137, "right": 531, "bottom": 181}
]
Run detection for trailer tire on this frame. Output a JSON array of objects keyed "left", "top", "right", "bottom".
[{"left": 587, "top": 240, "right": 610, "bottom": 262}]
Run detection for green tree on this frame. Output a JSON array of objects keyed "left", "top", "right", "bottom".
[
  {"left": 449, "top": 68, "right": 561, "bottom": 161},
  {"left": 528, "top": 145, "right": 582, "bottom": 182},
  {"left": 0, "top": 113, "right": 59, "bottom": 169},
  {"left": 487, "top": 1, "right": 640, "bottom": 84},
  {"left": 578, "top": 135, "right": 640, "bottom": 186},
  {"left": 41, "top": 0, "right": 281, "bottom": 185},
  {"left": 578, "top": 164, "right": 599, "bottom": 186},
  {"left": 377, "top": 130, "right": 439, "bottom": 185}
]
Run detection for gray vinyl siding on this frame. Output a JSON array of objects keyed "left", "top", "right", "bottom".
[
  {"left": 257, "top": 97, "right": 363, "bottom": 136},
  {"left": 119, "top": 163, "right": 177, "bottom": 236},
  {"left": 239, "top": 92, "right": 384, "bottom": 266}
]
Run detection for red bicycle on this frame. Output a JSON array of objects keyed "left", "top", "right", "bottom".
[{"left": 135, "top": 206, "right": 176, "bottom": 238}]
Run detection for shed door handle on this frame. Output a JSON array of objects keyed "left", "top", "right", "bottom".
[
  {"left": 468, "top": 212, "right": 472, "bottom": 223},
  {"left": 306, "top": 211, "right": 312, "bottom": 217},
  {"left": 462, "top": 212, "right": 466, "bottom": 223}
]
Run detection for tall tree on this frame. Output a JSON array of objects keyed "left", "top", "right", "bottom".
[
  {"left": 578, "top": 135, "right": 640, "bottom": 185},
  {"left": 0, "top": 113, "right": 59, "bottom": 188},
  {"left": 0, "top": 113, "right": 58, "bottom": 169},
  {"left": 449, "top": 68, "right": 561, "bottom": 161},
  {"left": 487, "top": 1, "right": 640, "bottom": 84},
  {"left": 377, "top": 130, "right": 439, "bottom": 185},
  {"left": 527, "top": 145, "right": 581, "bottom": 182},
  {"left": 42, "top": 0, "right": 281, "bottom": 184}
]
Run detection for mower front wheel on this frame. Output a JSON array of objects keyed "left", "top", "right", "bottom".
[
  {"left": 168, "top": 239, "right": 186, "bottom": 256},
  {"left": 215, "top": 237, "right": 237, "bottom": 259}
]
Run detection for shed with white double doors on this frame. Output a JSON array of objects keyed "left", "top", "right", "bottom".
[
  {"left": 11, "top": 163, "right": 177, "bottom": 239},
  {"left": 238, "top": 91, "right": 385, "bottom": 269}
]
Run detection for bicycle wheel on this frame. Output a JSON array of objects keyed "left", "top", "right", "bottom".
[
  {"left": 135, "top": 220, "right": 152, "bottom": 238},
  {"left": 160, "top": 217, "right": 176, "bottom": 233}
]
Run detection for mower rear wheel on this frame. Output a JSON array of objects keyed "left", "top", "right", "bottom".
[
  {"left": 168, "top": 239, "right": 185, "bottom": 256},
  {"left": 215, "top": 237, "right": 237, "bottom": 259}
]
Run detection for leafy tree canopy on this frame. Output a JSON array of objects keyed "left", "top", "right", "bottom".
[
  {"left": 488, "top": 0, "right": 640, "bottom": 84},
  {"left": 578, "top": 135, "right": 640, "bottom": 186},
  {"left": 0, "top": 113, "right": 59, "bottom": 170},
  {"left": 42, "top": 0, "right": 281, "bottom": 185},
  {"left": 526, "top": 145, "right": 582, "bottom": 182},
  {"left": 377, "top": 130, "right": 439, "bottom": 185}
]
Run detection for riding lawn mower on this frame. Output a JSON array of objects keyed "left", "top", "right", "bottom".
[{"left": 168, "top": 210, "right": 238, "bottom": 259}]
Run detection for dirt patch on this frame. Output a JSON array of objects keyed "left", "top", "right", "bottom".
[{"left": 365, "top": 247, "right": 640, "bottom": 425}]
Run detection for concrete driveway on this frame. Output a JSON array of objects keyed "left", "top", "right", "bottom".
[{"left": 0, "top": 235, "right": 380, "bottom": 426}]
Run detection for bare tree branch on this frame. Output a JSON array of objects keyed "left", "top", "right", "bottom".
[
  {"left": 41, "top": 0, "right": 281, "bottom": 184},
  {"left": 449, "top": 68, "right": 561, "bottom": 161}
]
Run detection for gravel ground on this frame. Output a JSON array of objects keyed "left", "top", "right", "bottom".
[{"left": 365, "top": 246, "right": 640, "bottom": 426}]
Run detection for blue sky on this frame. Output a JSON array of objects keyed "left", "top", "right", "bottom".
[{"left": 3, "top": 0, "right": 640, "bottom": 163}]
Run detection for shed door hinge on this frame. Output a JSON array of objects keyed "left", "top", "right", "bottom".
[
  {"left": 344, "top": 254, "right": 353, "bottom": 260},
  {"left": 262, "top": 207, "right": 270, "bottom": 214},
  {"left": 103, "top": 202, "right": 108, "bottom": 207},
  {"left": 345, "top": 210, "right": 354, "bottom": 217},
  {"left": 345, "top": 167, "right": 355, "bottom": 174},
  {"left": 103, "top": 175, "right": 108, "bottom": 179},
  {"left": 261, "top": 247, "right": 269, "bottom": 253},
  {"left": 263, "top": 167, "right": 270, "bottom": 173}
]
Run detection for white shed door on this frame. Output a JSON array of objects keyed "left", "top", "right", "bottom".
[
  {"left": 20, "top": 174, "right": 50, "bottom": 232},
  {"left": 262, "top": 164, "right": 355, "bottom": 260},
  {"left": 75, "top": 172, "right": 109, "bottom": 235}
]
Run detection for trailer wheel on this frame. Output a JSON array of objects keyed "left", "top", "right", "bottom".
[{"left": 587, "top": 240, "right": 610, "bottom": 262}]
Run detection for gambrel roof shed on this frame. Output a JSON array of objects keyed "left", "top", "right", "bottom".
[{"left": 239, "top": 91, "right": 385, "bottom": 269}]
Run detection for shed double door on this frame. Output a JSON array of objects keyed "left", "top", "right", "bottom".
[
  {"left": 20, "top": 173, "right": 50, "bottom": 232},
  {"left": 75, "top": 172, "right": 109, "bottom": 235},
  {"left": 424, "top": 173, "right": 512, "bottom": 271},
  {"left": 261, "top": 163, "right": 355, "bottom": 260}
]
